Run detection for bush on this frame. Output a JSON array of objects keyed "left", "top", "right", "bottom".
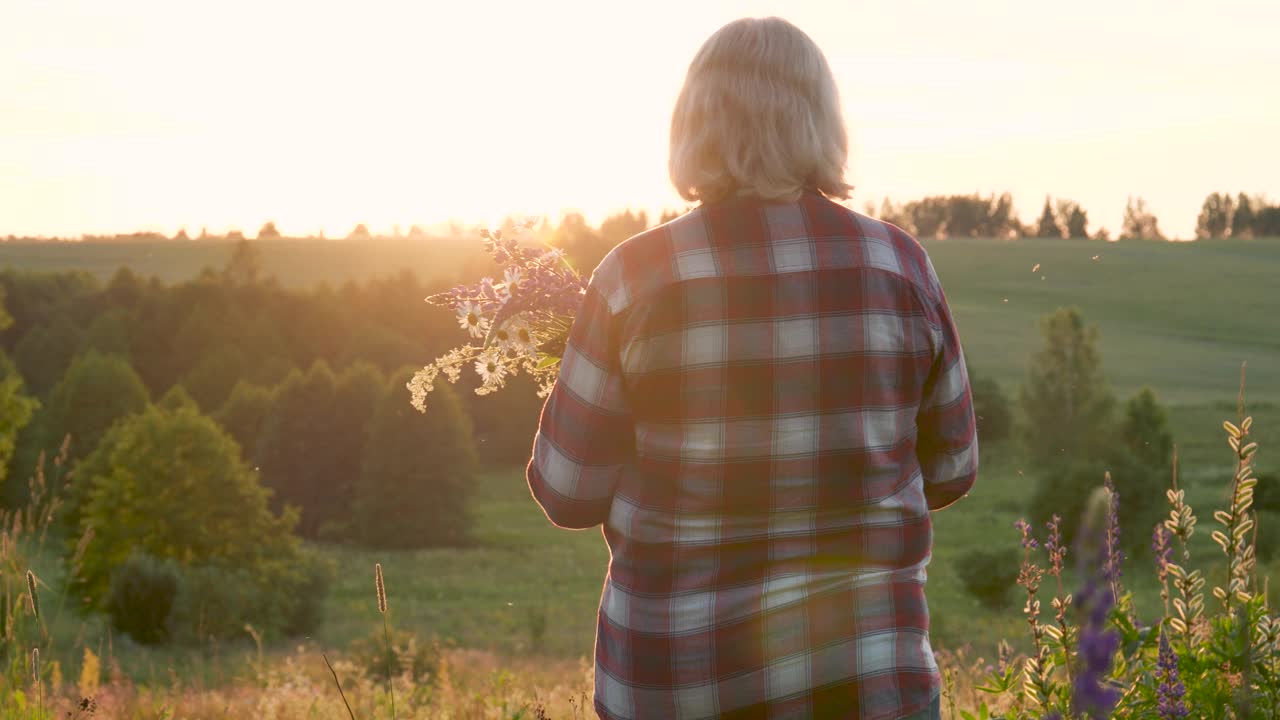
[
  {"left": 970, "top": 375, "right": 1013, "bottom": 446},
  {"left": 352, "top": 368, "right": 476, "bottom": 548},
  {"left": 71, "top": 403, "right": 305, "bottom": 635},
  {"left": 167, "top": 563, "right": 266, "bottom": 644},
  {"left": 1256, "top": 510, "right": 1280, "bottom": 564},
  {"left": 281, "top": 548, "right": 336, "bottom": 637},
  {"left": 1251, "top": 472, "right": 1280, "bottom": 514},
  {"left": 956, "top": 547, "right": 1020, "bottom": 609},
  {"left": 106, "top": 554, "right": 180, "bottom": 645},
  {"left": 1119, "top": 387, "right": 1173, "bottom": 467},
  {"left": 1028, "top": 448, "right": 1166, "bottom": 555},
  {"left": 349, "top": 627, "right": 440, "bottom": 684}
]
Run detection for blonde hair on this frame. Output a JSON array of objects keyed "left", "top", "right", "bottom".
[{"left": 669, "top": 17, "right": 851, "bottom": 205}]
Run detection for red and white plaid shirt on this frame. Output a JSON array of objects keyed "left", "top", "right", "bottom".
[{"left": 528, "top": 191, "right": 978, "bottom": 720}]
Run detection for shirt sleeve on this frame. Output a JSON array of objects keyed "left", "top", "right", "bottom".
[
  {"left": 526, "top": 279, "right": 635, "bottom": 530},
  {"left": 916, "top": 282, "right": 979, "bottom": 511}
]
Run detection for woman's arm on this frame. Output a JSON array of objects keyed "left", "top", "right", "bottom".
[{"left": 527, "top": 282, "right": 634, "bottom": 529}]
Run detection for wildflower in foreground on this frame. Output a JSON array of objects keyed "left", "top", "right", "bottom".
[
  {"left": 1155, "top": 633, "right": 1190, "bottom": 718},
  {"left": 456, "top": 301, "right": 488, "bottom": 338},
  {"left": 1072, "top": 486, "right": 1121, "bottom": 719}
]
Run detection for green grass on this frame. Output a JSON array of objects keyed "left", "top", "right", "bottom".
[
  {"left": 21, "top": 399, "right": 1278, "bottom": 688},
  {"left": 319, "top": 400, "right": 1280, "bottom": 663}
]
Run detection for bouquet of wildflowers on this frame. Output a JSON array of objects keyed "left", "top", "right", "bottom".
[{"left": 407, "top": 218, "right": 587, "bottom": 412}]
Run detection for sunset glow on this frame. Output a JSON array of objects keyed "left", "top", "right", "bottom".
[{"left": 3, "top": 0, "right": 1278, "bottom": 239}]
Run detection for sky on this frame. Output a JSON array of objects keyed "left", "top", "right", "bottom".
[{"left": 2, "top": 0, "right": 1278, "bottom": 240}]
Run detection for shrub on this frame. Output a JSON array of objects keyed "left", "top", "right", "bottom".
[
  {"left": 970, "top": 375, "right": 1013, "bottom": 446},
  {"left": 167, "top": 563, "right": 266, "bottom": 644},
  {"left": 349, "top": 627, "right": 440, "bottom": 684},
  {"left": 1251, "top": 472, "right": 1280, "bottom": 514},
  {"left": 105, "top": 554, "right": 179, "bottom": 645},
  {"left": 1028, "top": 448, "right": 1165, "bottom": 555},
  {"left": 280, "top": 548, "right": 336, "bottom": 637},
  {"left": 956, "top": 547, "right": 1020, "bottom": 609},
  {"left": 70, "top": 403, "right": 304, "bottom": 632},
  {"left": 1119, "top": 386, "right": 1173, "bottom": 467},
  {"left": 1256, "top": 510, "right": 1280, "bottom": 564},
  {"left": 352, "top": 368, "right": 476, "bottom": 548}
]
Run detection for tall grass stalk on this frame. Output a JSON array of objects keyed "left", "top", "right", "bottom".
[
  {"left": 323, "top": 652, "right": 358, "bottom": 720},
  {"left": 376, "top": 562, "right": 396, "bottom": 720}
]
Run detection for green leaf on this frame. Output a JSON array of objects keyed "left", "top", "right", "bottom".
[{"left": 535, "top": 355, "right": 561, "bottom": 370}]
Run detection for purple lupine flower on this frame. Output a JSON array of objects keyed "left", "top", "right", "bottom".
[
  {"left": 1045, "top": 514, "right": 1066, "bottom": 576},
  {"left": 1155, "top": 633, "right": 1190, "bottom": 718},
  {"left": 1152, "top": 524, "right": 1171, "bottom": 582},
  {"left": 1102, "top": 473, "right": 1124, "bottom": 587},
  {"left": 1072, "top": 490, "right": 1122, "bottom": 720},
  {"left": 1015, "top": 518, "right": 1039, "bottom": 550}
]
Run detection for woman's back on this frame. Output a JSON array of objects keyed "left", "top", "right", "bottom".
[{"left": 529, "top": 191, "right": 978, "bottom": 719}]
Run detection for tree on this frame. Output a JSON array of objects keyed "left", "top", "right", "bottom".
[
  {"left": 984, "top": 193, "right": 1018, "bottom": 238},
  {"left": 39, "top": 351, "right": 151, "bottom": 522},
  {"left": 213, "top": 381, "right": 275, "bottom": 460},
  {"left": 1120, "top": 196, "right": 1165, "bottom": 240},
  {"left": 1036, "top": 196, "right": 1063, "bottom": 238},
  {"left": 1056, "top": 200, "right": 1088, "bottom": 239},
  {"left": 0, "top": 354, "right": 38, "bottom": 497},
  {"left": 347, "top": 224, "right": 372, "bottom": 241},
  {"left": 1254, "top": 206, "right": 1280, "bottom": 237},
  {"left": 1195, "top": 193, "right": 1234, "bottom": 239},
  {"left": 352, "top": 368, "right": 476, "bottom": 548},
  {"left": 597, "top": 209, "right": 648, "bottom": 248},
  {"left": 658, "top": 209, "right": 683, "bottom": 225},
  {"left": 553, "top": 213, "right": 610, "bottom": 274},
  {"left": 257, "top": 221, "right": 282, "bottom": 241},
  {"left": 70, "top": 404, "right": 303, "bottom": 618},
  {"left": 905, "top": 197, "right": 948, "bottom": 239},
  {"left": 12, "top": 316, "right": 85, "bottom": 397},
  {"left": 970, "top": 374, "right": 1013, "bottom": 446},
  {"left": 943, "top": 194, "right": 991, "bottom": 238},
  {"left": 1119, "top": 387, "right": 1173, "bottom": 468},
  {"left": 1232, "top": 193, "right": 1255, "bottom": 239},
  {"left": 255, "top": 361, "right": 382, "bottom": 538},
  {"left": 1018, "top": 308, "right": 1114, "bottom": 468},
  {"left": 224, "top": 236, "right": 262, "bottom": 285}
]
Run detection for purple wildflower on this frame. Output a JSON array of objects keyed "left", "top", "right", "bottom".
[
  {"left": 1103, "top": 473, "right": 1124, "bottom": 588},
  {"left": 1072, "top": 491, "right": 1122, "bottom": 720},
  {"left": 1015, "top": 518, "right": 1039, "bottom": 550},
  {"left": 1045, "top": 514, "right": 1066, "bottom": 576},
  {"left": 1152, "top": 524, "right": 1171, "bottom": 581},
  {"left": 1155, "top": 633, "right": 1189, "bottom": 718}
]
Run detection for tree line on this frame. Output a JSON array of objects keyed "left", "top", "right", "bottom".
[{"left": 4, "top": 191, "right": 1278, "bottom": 246}]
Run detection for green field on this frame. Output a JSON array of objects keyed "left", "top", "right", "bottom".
[{"left": 6, "top": 234, "right": 1280, "bottom": 678}]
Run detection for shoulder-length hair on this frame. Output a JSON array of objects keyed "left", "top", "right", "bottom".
[{"left": 669, "top": 17, "right": 852, "bottom": 205}]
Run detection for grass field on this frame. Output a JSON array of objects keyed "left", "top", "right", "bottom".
[{"left": 2, "top": 236, "right": 1277, "bottom": 405}]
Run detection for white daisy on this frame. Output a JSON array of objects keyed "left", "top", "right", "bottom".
[
  {"left": 503, "top": 267, "right": 524, "bottom": 294},
  {"left": 507, "top": 319, "right": 537, "bottom": 352},
  {"left": 455, "top": 301, "right": 488, "bottom": 338},
  {"left": 475, "top": 352, "right": 508, "bottom": 385}
]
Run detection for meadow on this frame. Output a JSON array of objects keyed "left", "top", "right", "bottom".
[
  {"left": 3, "top": 234, "right": 1280, "bottom": 716},
  {"left": 2, "top": 235, "right": 1276, "bottom": 404}
]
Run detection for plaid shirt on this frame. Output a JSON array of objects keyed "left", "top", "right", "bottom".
[{"left": 528, "top": 191, "right": 978, "bottom": 720}]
